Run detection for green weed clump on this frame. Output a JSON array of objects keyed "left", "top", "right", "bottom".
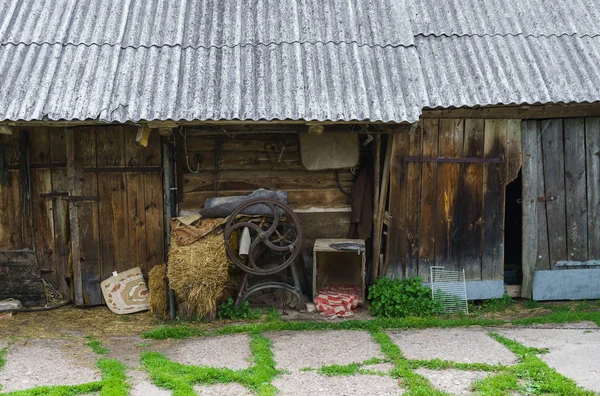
[
  {"left": 368, "top": 277, "right": 442, "bottom": 318},
  {"left": 217, "top": 298, "right": 262, "bottom": 320},
  {"left": 469, "top": 294, "right": 515, "bottom": 314},
  {"left": 84, "top": 335, "right": 110, "bottom": 355}
]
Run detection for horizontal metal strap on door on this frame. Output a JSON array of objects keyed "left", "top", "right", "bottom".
[
  {"left": 62, "top": 195, "right": 100, "bottom": 202},
  {"left": 537, "top": 196, "right": 558, "bottom": 202},
  {"left": 40, "top": 192, "right": 68, "bottom": 199},
  {"left": 83, "top": 166, "right": 162, "bottom": 173},
  {"left": 403, "top": 156, "right": 504, "bottom": 164}
]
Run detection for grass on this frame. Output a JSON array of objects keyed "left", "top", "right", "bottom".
[
  {"left": 407, "top": 358, "right": 506, "bottom": 372},
  {"left": 84, "top": 335, "right": 110, "bottom": 355},
  {"left": 0, "top": 358, "right": 129, "bottom": 396},
  {"left": 315, "top": 357, "right": 388, "bottom": 376},
  {"left": 469, "top": 294, "right": 516, "bottom": 314},
  {"left": 0, "top": 346, "right": 6, "bottom": 391},
  {"left": 141, "top": 333, "right": 280, "bottom": 396},
  {"left": 471, "top": 333, "right": 595, "bottom": 396}
]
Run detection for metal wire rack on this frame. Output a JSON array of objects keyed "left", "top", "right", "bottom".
[{"left": 430, "top": 266, "right": 469, "bottom": 314}]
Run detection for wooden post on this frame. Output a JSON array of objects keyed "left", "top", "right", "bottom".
[
  {"left": 66, "top": 128, "right": 84, "bottom": 306},
  {"left": 371, "top": 134, "right": 381, "bottom": 280},
  {"left": 521, "top": 120, "right": 538, "bottom": 298},
  {"left": 371, "top": 134, "right": 393, "bottom": 281},
  {"left": 161, "top": 134, "right": 174, "bottom": 259}
]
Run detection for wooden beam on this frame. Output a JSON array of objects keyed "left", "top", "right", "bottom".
[
  {"left": 66, "top": 129, "right": 84, "bottom": 306},
  {"left": 371, "top": 134, "right": 393, "bottom": 281},
  {"left": 422, "top": 103, "right": 600, "bottom": 120}
]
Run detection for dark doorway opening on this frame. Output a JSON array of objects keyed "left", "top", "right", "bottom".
[{"left": 504, "top": 168, "right": 523, "bottom": 286}]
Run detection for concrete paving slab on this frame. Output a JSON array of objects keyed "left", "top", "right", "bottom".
[
  {"left": 129, "top": 369, "right": 171, "bottom": 396},
  {"left": 415, "top": 368, "right": 490, "bottom": 395},
  {"left": 494, "top": 327, "right": 600, "bottom": 393},
  {"left": 273, "top": 371, "right": 403, "bottom": 395},
  {"left": 388, "top": 328, "right": 517, "bottom": 365},
  {"left": 267, "top": 330, "right": 383, "bottom": 372},
  {"left": 194, "top": 383, "right": 253, "bottom": 395},
  {"left": 162, "top": 334, "right": 252, "bottom": 370},
  {"left": 0, "top": 339, "right": 100, "bottom": 392},
  {"left": 365, "top": 362, "right": 396, "bottom": 374}
]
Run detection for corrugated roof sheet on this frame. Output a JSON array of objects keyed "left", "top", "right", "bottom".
[
  {"left": 0, "top": 42, "right": 427, "bottom": 123},
  {"left": 416, "top": 34, "right": 600, "bottom": 109},
  {"left": 0, "top": 0, "right": 414, "bottom": 47},
  {"left": 406, "top": 0, "right": 600, "bottom": 38}
]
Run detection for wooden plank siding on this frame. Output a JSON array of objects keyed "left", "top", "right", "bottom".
[
  {"left": 178, "top": 128, "right": 355, "bottom": 211},
  {"left": 521, "top": 118, "right": 600, "bottom": 298},
  {"left": 387, "top": 119, "right": 522, "bottom": 282}
]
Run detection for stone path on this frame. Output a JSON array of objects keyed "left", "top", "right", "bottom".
[{"left": 0, "top": 325, "right": 599, "bottom": 395}]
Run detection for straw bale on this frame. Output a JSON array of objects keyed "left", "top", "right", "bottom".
[
  {"left": 168, "top": 231, "right": 230, "bottom": 319},
  {"left": 148, "top": 264, "right": 168, "bottom": 318}
]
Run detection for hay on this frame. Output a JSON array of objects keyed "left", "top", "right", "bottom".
[
  {"left": 148, "top": 264, "right": 168, "bottom": 318},
  {"left": 167, "top": 231, "right": 230, "bottom": 319}
]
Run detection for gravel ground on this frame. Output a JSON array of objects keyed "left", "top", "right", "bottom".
[
  {"left": 0, "top": 338, "right": 100, "bottom": 392},
  {"left": 272, "top": 371, "right": 403, "bottom": 395},
  {"left": 388, "top": 328, "right": 517, "bottom": 365},
  {"left": 494, "top": 327, "right": 600, "bottom": 392},
  {"left": 161, "top": 334, "right": 252, "bottom": 370},
  {"left": 415, "top": 368, "right": 490, "bottom": 395},
  {"left": 194, "top": 383, "right": 253, "bottom": 395},
  {"left": 267, "top": 330, "right": 383, "bottom": 371}
]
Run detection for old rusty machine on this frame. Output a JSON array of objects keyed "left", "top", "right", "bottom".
[{"left": 223, "top": 198, "right": 306, "bottom": 310}]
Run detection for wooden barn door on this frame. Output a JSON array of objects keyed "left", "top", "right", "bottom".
[
  {"left": 387, "top": 119, "right": 522, "bottom": 281},
  {"left": 68, "top": 126, "right": 165, "bottom": 306},
  {"left": 522, "top": 118, "right": 600, "bottom": 297}
]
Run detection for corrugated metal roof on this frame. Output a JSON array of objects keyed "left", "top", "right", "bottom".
[
  {"left": 0, "top": 0, "right": 414, "bottom": 47},
  {"left": 416, "top": 34, "right": 600, "bottom": 109},
  {"left": 407, "top": 0, "right": 600, "bottom": 38},
  {"left": 0, "top": 42, "right": 427, "bottom": 123}
]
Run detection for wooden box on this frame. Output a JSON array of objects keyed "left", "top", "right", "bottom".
[{"left": 312, "top": 239, "right": 366, "bottom": 302}]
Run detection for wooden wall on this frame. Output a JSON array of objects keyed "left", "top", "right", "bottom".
[
  {"left": 386, "top": 119, "right": 522, "bottom": 282},
  {"left": 0, "top": 126, "right": 165, "bottom": 305},
  {"left": 522, "top": 118, "right": 600, "bottom": 297},
  {"left": 177, "top": 126, "right": 359, "bottom": 242}
]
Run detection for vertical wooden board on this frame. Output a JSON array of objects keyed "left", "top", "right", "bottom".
[
  {"left": 143, "top": 129, "right": 164, "bottom": 269},
  {"left": 435, "top": 119, "right": 463, "bottom": 272},
  {"left": 506, "top": 120, "right": 523, "bottom": 182},
  {"left": 418, "top": 119, "right": 439, "bottom": 281},
  {"left": 31, "top": 169, "right": 55, "bottom": 275},
  {"left": 481, "top": 119, "right": 507, "bottom": 281},
  {"left": 459, "top": 119, "right": 484, "bottom": 280},
  {"left": 48, "top": 128, "right": 70, "bottom": 296},
  {"left": 541, "top": 119, "right": 567, "bottom": 268},
  {"left": 29, "top": 127, "right": 50, "bottom": 164},
  {"left": 74, "top": 127, "right": 102, "bottom": 305},
  {"left": 534, "top": 124, "right": 550, "bottom": 271},
  {"left": 386, "top": 126, "right": 410, "bottom": 278},
  {"left": 124, "top": 127, "right": 148, "bottom": 271},
  {"left": 563, "top": 118, "right": 588, "bottom": 262},
  {"left": 521, "top": 121, "right": 540, "bottom": 298},
  {"left": 405, "top": 123, "right": 423, "bottom": 278},
  {"left": 586, "top": 118, "right": 600, "bottom": 259},
  {"left": 97, "top": 126, "right": 127, "bottom": 281}
]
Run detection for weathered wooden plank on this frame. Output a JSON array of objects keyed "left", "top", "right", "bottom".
[
  {"left": 405, "top": 124, "right": 423, "bottom": 278},
  {"left": 29, "top": 127, "right": 50, "bottom": 164},
  {"left": 371, "top": 135, "right": 392, "bottom": 281},
  {"left": 144, "top": 130, "right": 164, "bottom": 268},
  {"left": 97, "top": 127, "right": 128, "bottom": 283},
  {"left": 67, "top": 129, "right": 85, "bottom": 306},
  {"left": 435, "top": 119, "right": 463, "bottom": 272},
  {"left": 533, "top": 123, "right": 550, "bottom": 272},
  {"left": 30, "top": 168, "right": 55, "bottom": 278},
  {"left": 541, "top": 119, "right": 567, "bottom": 268},
  {"left": 459, "top": 119, "right": 484, "bottom": 281},
  {"left": 481, "top": 119, "right": 507, "bottom": 281},
  {"left": 181, "top": 188, "right": 352, "bottom": 211},
  {"left": 418, "top": 119, "right": 439, "bottom": 281},
  {"left": 183, "top": 169, "right": 354, "bottom": 193},
  {"left": 161, "top": 136, "right": 174, "bottom": 262},
  {"left": 586, "top": 118, "right": 600, "bottom": 260},
  {"left": 421, "top": 103, "right": 600, "bottom": 120},
  {"left": 183, "top": 135, "right": 300, "bottom": 152},
  {"left": 563, "top": 118, "right": 588, "bottom": 262},
  {"left": 506, "top": 120, "right": 522, "bottom": 183},
  {"left": 124, "top": 127, "right": 148, "bottom": 271},
  {"left": 386, "top": 126, "right": 411, "bottom": 278},
  {"left": 180, "top": 150, "right": 306, "bottom": 171}
]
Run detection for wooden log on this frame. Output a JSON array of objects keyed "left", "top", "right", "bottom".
[
  {"left": 435, "top": 119, "right": 463, "bottom": 272},
  {"left": 563, "top": 118, "right": 588, "bottom": 262},
  {"left": 586, "top": 118, "right": 600, "bottom": 260},
  {"left": 418, "top": 118, "right": 439, "bottom": 282},
  {"left": 481, "top": 119, "right": 507, "bottom": 281},
  {"left": 459, "top": 119, "right": 484, "bottom": 281},
  {"left": 521, "top": 120, "right": 540, "bottom": 298},
  {"left": 541, "top": 119, "right": 567, "bottom": 268},
  {"left": 371, "top": 134, "right": 393, "bottom": 281}
]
